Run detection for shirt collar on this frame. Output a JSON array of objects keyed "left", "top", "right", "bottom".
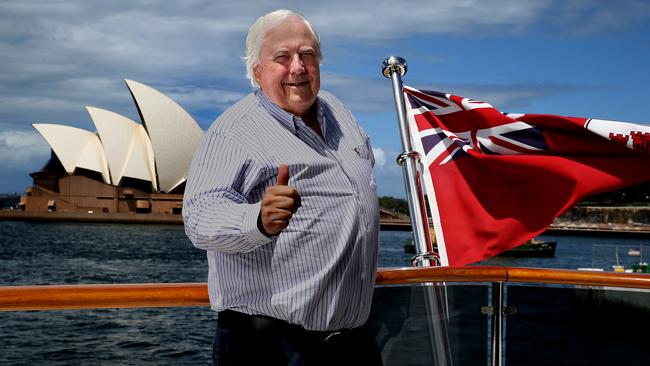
[{"left": 255, "top": 89, "right": 325, "bottom": 138}]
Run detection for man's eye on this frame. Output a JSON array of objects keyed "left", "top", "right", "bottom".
[
  {"left": 274, "top": 55, "right": 289, "bottom": 62},
  {"left": 300, "top": 52, "right": 316, "bottom": 61}
]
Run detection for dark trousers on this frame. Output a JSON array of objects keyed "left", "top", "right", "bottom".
[{"left": 213, "top": 310, "right": 383, "bottom": 366}]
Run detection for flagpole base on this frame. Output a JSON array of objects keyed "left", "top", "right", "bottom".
[{"left": 411, "top": 251, "right": 441, "bottom": 267}]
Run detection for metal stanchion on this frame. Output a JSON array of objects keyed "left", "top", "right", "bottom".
[
  {"left": 491, "top": 282, "right": 504, "bottom": 366},
  {"left": 382, "top": 56, "right": 452, "bottom": 365},
  {"left": 382, "top": 56, "right": 436, "bottom": 266}
]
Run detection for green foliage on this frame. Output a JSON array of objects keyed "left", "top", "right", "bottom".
[
  {"left": 378, "top": 196, "right": 410, "bottom": 215},
  {"left": 580, "top": 181, "right": 650, "bottom": 206},
  {"left": 378, "top": 181, "right": 650, "bottom": 216}
]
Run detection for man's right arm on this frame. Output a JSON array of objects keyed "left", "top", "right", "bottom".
[{"left": 182, "top": 132, "right": 272, "bottom": 253}]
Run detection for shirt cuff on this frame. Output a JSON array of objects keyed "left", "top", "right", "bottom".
[{"left": 242, "top": 201, "right": 273, "bottom": 248}]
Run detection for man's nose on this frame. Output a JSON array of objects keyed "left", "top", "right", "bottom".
[{"left": 289, "top": 54, "right": 306, "bottom": 74}]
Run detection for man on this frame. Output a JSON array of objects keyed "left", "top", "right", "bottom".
[{"left": 183, "top": 9, "right": 381, "bottom": 365}]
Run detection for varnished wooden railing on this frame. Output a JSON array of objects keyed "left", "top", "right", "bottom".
[
  {"left": 1, "top": 266, "right": 649, "bottom": 312},
  {"left": 0, "top": 283, "right": 209, "bottom": 311},
  {"left": 374, "top": 266, "right": 650, "bottom": 288}
]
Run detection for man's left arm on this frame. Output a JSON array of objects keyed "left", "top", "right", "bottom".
[{"left": 182, "top": 132, "right": 272, "bottom": 253}]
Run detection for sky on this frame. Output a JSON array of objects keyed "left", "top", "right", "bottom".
[{"left": 1, "top": 0, "right": 650, "bottom": 197}]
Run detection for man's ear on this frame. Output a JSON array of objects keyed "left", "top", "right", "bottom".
[{"left": 253, "top": 65, "right": 262, "bottom": 84}]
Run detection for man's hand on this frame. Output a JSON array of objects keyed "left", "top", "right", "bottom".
[{"left": 259, "top": 164, "right": 301, "bottom": 236}]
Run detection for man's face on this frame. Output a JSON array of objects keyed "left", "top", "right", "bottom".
[{"left": 254, "top": 17, "right": 320, "bottom": 117}]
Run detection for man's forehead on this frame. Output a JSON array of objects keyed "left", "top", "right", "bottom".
[
  {"left": 271, "top": 45, "right": 317, "bottom": 54},
  {"left": 263, "top": 19, "right": 317, "bottom": 46}
]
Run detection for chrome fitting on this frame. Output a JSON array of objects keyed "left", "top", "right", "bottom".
[
  {"left": 382, "top": 56, "right": 408, "bottom": 78},
  {"left": 396, "top": 151, "right": 421, "bottom": 166},
  {"left": 411, "top": 251, "right": 440, "bottom": 267}
]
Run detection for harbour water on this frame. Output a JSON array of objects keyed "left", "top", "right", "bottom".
[{"left": 1, "top": 221, "right": 648, "bottom": 365}]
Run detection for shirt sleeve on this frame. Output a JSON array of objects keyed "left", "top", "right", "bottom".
[{"left": 182, "top": 131, "right": 272, "bottom": 253}]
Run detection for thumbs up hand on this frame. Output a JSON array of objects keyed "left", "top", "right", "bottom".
[{"left": 259, "top": 164, "right": 301, "bottom": 236}]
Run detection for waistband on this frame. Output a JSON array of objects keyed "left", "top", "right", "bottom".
[{"left": 217, "top": 309, "right": 360, "bottom": 343}]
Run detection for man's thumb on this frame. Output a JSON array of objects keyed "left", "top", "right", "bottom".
[{"left": 277, "top": 164, "right": 289, "bottom": 186}]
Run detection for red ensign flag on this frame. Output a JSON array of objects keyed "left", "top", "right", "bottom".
[{"left": 404, "top": 86, "right": 650, "bottom": 266}]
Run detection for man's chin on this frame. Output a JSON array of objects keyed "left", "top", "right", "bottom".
[
  {"left": 285, "top": 99, "right": 316, "bottom": 116},
  {"left": 288, "top": 92, "right": 316, "bottom": 103}
]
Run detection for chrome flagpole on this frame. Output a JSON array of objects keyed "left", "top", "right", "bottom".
[
  {"left": 382, "top": 56, "right": 453, "bottom": 366},
  {"left": 381, "top": 56, "right": 436, "bottom": 266}
]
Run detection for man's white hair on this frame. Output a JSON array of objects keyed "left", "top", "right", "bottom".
[{"left": 244, "top": 9, "right": 321, "bottom": 88}]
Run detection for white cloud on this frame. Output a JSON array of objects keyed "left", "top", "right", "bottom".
[
  {"left": 161, "top": 85, "right": 247, "bottom": 112},
  {"left": 371, "top": 146, "right": 406, "bottom": 198},
  {"left": 0, "top": 130, "right": 49, "bottom": 169},
  {"left": 323, "top": 71, "right": 581, "bottom": 114},
  {"left": 1, "top": 0, "right": 648, "bottom": 192},
  {"left": 321, "top": 72, "right": 393, "bottom": 113},
  {"left": 544, "top": 0, "right": 650, "bottom": 36},
  {"left": 372, "top": 147, "right": 387, "bottom": 168},
  {"left": 425, "top": 82, "right": 585, "bottom": 111},
  {"left": 308, "top": 0, "right": 550, "bottom": 39},
  {"left": 1, "top": 1, "right": 645, "bottom": 132}
]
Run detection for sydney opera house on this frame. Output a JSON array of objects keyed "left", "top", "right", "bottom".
[{"left": 17, "top": 80, "right": 204, "bottom": 219}]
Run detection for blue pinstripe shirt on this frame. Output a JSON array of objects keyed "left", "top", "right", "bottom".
[{"left": 183, "top": 90, "right": 379, "bottom": 331}]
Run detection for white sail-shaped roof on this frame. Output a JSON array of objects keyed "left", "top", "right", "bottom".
[
  {"left": 86, "top": 107, "right": 157, "bottom": 191},
  {"left": 125, "top": 79, "right": 204, "bottom": 193},
  {"left": 32, "top": 123, "right": 111, "bottom": 184}
]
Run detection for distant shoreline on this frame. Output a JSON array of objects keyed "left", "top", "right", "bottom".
[
  {"left": 1, "top": 209, "right": 649, "bottom": 237},
  {"left": 0, "top": 210, "right": 183, "bottom": 225},
  {"left": 380, "top": 220, "right": 650, "bottom": 237}
]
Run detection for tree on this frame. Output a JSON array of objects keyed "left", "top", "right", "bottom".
[
  {"left": 580, "top": 181, "right": 650, "bottom": 206},
  {"left": 378, "top": 196, "right": 410, "bottom": 215}
]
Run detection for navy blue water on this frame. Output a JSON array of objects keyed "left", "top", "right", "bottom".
[{"left": 0, "top": 221, "right": 647, "bottom": 365}]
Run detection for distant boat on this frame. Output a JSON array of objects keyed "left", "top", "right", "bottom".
[
  {"left": 628, "top": 248, "right": 641, "bottom": 257},
  {"left": 496, "top": 239, "right": 557, "bottom": 258},
  {"left": 403, "top": 238, "right": 558, "bottom": 258}
]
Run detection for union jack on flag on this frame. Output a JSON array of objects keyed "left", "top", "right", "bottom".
[{"left": 403, "top": 86, "right": 650, "bottom": 266}]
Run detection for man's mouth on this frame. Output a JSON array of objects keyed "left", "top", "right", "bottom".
[{"left": 284, "top": 81, "right": 309, "bottom": 87}]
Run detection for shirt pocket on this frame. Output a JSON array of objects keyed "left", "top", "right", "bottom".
[{"left": 352, "top": 137, "right": 375, "bottom": 167}]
